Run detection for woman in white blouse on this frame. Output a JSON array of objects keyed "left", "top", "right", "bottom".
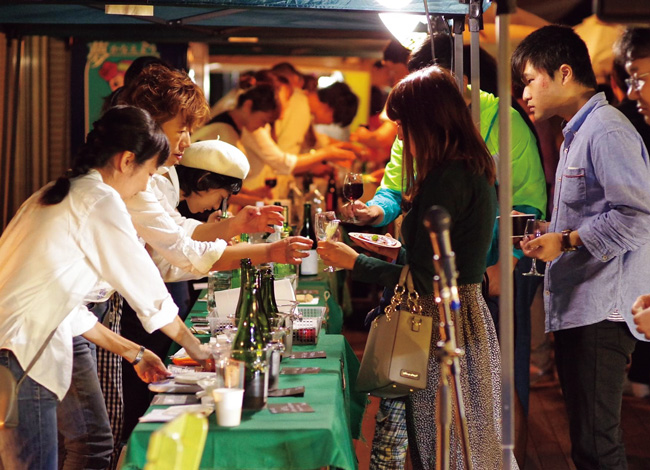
[{"left": 0, "top": 106, "right": 208, "bottom": 470}]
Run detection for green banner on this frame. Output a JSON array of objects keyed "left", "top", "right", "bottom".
[{"left": 84, "top": 41, "right": 159, "bottom": 133}]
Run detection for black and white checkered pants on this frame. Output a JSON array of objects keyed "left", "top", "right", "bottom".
[{"left": 96, "top": 293, "right": 124, "bottom": 470}]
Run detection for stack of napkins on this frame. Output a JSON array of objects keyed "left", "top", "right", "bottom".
[{"left": 139, "top": 404, "right": 213, "bottom": 422}]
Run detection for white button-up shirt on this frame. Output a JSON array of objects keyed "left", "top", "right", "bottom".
[
  {"left": 126, "top": 167, "right": 227, "bottom": 282},
  {"left": 0, "top": 171, "right": 178, "bottom": 399}
]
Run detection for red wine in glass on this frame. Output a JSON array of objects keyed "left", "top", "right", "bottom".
[
  {"left": 265, "top": 178, "right": 277, "bottom": 189},
  {"left": 343, "top": 173, "right": 363, "bottom": 223},
  {"left": 343, "top": 182, "right": 363, "bottom": 201}
]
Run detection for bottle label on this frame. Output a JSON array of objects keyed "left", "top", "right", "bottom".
[{"left": 300, "top": 250, "right": 319, "bottom": 276}]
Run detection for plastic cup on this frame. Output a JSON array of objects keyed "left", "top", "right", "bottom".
[{"left": 212, "top": 388, "right": 244, "bottom": 427}]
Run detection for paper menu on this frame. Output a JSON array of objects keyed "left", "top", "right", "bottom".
[{"left": 211, "top": 278, "right": 295, "bottom": 318}]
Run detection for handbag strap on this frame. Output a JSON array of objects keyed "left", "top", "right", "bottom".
[
  {"left": 385, "top": 265, "right": 422, "bottom": 318},
  {"left": 385, "top": 265, "right": 410, "bottom": 320},
  {"left": 404, "top": 270, "right": 421, "bottom": 315},
  {"left": 15, "top": 328, "right": 58, "bottom": 389}
]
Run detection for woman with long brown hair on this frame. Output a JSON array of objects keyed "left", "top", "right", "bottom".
[{"left": 318, "top": 66, "right": 506, "bottom": 469}]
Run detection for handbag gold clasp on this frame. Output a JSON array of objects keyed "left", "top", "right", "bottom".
[{"left": 411, "top": 316, "right": 422, "bottom": 332}]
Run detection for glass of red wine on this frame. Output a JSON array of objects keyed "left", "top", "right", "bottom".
[
  {"left": 343, "top": 173, "right": 364, "bottom": 223},
  {"left": 265, "top": 178, "right": 277, "bottom": 189}
]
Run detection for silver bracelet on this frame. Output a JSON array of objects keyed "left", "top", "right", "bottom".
[{"left": 131, "top": 345, "right": 146, "bottom": 365}]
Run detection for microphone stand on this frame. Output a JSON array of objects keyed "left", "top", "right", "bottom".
[{"left": 425, "top": 211, "right": 473, "bottom": 470}]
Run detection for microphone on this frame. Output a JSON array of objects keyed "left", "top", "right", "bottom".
[{"left": 423, "top": 205, "right": 461, "bottom": 311}]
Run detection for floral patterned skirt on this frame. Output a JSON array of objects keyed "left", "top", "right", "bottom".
[{"left": 405, "top": 283, "right": 517, "bottom": 470}]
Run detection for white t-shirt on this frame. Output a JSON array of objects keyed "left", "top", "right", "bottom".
[
  {"left": 241, "top": 125, "right": 298, "bottom": 190},
  {"left": 274, "top": 89, "right": 311, "bottom": 155},
  {"left": 0, "top": 171, "right": 178, "bottom": 399}
]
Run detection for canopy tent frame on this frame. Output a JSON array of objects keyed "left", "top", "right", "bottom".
[{"left": 0, "top": 2, "right": 516, "bottom": 468}]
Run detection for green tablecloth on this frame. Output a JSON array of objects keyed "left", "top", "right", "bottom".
[{"left": 122, "top": 334, "right": 366, "bottom": 470}]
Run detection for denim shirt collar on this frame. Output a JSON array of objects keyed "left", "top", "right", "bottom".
[{"left": 562, "top": 92, "right": 606, "bottom": 145}]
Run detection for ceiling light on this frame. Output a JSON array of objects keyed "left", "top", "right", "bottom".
[
  {"left": 378, "top": 13, "right": 428, "bottom": 50},
  {"left": 105, "top": 5, "right": 154, "bottom": 16},
  {"left": 228, "top": 37, "right": 259, "bottom": 43}
]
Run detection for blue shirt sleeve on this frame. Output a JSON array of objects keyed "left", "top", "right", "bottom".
[{"left": 366, "top": 187, "right": 403, "bottom": 228}]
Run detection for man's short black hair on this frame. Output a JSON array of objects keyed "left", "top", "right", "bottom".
[
  {"left": 408, "top": 33, "right": 498, "bottom": 95},
  {"left": 616, "top": 27, "right": 650, "bottom": 63},
  {"left": 511, "top": 25, "right": 597, "bottom": 90},
  {"left": 383, "top": 40, "right": 411, "bottom": 65},
  {"left": 317, "top": 82, "right": 359, "bottom": 127}
]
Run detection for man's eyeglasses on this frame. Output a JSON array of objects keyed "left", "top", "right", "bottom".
[{"left": 625, "top": 72, "right": 650, "bottom": 93}]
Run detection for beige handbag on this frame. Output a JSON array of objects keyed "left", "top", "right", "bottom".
[
  {"left": 0, "top": 329, "right": 57, "bottom": 428},
  {"left": 356, "top": 265, "right": 433, "bottom": 398}
]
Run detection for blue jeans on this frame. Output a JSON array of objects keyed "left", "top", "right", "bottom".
[
  {"left": 0, "top": 349, "right": 59, "bottom": 470},
  {"left": 57, "top": 336, "right": 114, "bottom": 470}
]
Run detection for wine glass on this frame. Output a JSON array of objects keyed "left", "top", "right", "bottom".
[
  {"left": 522, "top": 219, "right": 546, "bottom": 277},
  {"left": 315, "top": 211, "right": 340, "bottom": 272},
  {"left": 275, "top": 299, "right": 299, "bottom": 356},
  {"left": 264, "top": 177, "right": 277, "bottom": 189},
  {"left": 343, "top": 173, "right": 364, "bottom": 223}
]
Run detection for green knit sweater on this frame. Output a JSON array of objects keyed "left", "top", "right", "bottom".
[{"left": 352, "top": 160, "right": 496, "bottom": 296}]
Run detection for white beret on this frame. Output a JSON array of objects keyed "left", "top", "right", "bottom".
[{"left": 180, "top": 140, "right": 250, "bottom": 180}]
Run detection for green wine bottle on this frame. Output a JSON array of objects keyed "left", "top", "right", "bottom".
[
  {"left": 233, "top": 258, "right": 252, "bottom": 324},
  {"left": 255, "top": 268, "right": 272, "bottom": 344},
  {"left": 260, "top": 266, "right": 279, "bottom": 320},
  {"left": 231, "top": 268, "right": 268, "bottom": 410}
]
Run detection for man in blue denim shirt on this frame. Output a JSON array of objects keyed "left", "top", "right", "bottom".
[{"left": 514, "top": 26, "right": 650, "bottom": 470}]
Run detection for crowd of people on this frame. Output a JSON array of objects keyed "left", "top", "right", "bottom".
[{"left": 1, "top": 18, "right": 650, "bottom": 470}]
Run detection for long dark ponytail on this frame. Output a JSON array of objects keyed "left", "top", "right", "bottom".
[{"left": 40, "top": 106, "right": 169, "bottom": 205}]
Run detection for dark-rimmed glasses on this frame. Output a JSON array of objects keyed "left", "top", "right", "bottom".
[{"left": 625, "top": 72, "right": 650, "bottom": 93}]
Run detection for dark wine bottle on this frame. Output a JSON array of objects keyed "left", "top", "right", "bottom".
[
  {"left": 259, "top": 266, "right": 282, "bottom": 390},
  {"left": 299, "top": 202, "right": 318, "bottom": 276},
  {"left": 233, "top": 258, "right": 252, "bottom": 324},
  {"left": 232, "top": 269, "right": 268, "bottom": 411},
  {"left": 325, "top": 172, "right": 337, "bottom": 212},
  {"left": 260, "top": 267, "right": 279, "bottom": 320},
  {"left": 255, "top": 268, "right": 272, "bottom": 344}
]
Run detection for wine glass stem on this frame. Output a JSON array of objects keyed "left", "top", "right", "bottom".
[{"left": 348, "top": 201, "right": 357, "bottom": 223}]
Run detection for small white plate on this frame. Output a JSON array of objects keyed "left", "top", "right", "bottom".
[
  {"left": 349, "top": 232, "right": 402, "bottom": 249},
  {"left": 175, "top": 372, "right": 216, "bottom": 385}
]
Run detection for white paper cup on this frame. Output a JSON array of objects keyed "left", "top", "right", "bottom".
[{"left": 212, "top": 388, "right": 244, "bottom": 427}]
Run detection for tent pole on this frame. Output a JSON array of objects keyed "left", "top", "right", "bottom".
[
  {"left": 452, "top": 16, "right": 464, "bottom": 91},
  {"left": 469, "top": 0, "right": 482, "bottom": 127},
  {"left": 496, "top": 0, "right": 515, "bottom": 467}
]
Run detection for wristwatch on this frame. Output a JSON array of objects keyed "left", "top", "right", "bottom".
[
  {"left": 561, "top": 229, "right": 577, "bottom": 252},
  {"left": 131, "top": 345, "right": 146, "bottom": 365}
]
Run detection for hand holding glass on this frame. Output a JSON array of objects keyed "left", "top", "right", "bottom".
[
  {"left": 522, "top": 219, "right": 546, "bottom": 277},
  {"left": 315, "top": 211, "right": 340, "bottom": 272}
]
